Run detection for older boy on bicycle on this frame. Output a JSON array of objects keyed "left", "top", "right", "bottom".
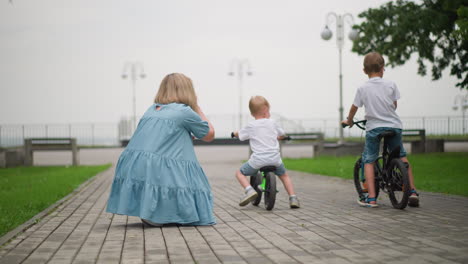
[
  {"left": 342, "top": 52, "right": 420, "bottom": 208},
  {"left": 232, "top": 96, "right": 300, "bottom": 209}
]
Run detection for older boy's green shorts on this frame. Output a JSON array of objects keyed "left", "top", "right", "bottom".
[
  {"left": 363, "top": 127, "right": 407, "bottom": 164},
  {"left": 240, "top": 162, "right": 286, "bottom": 176}
]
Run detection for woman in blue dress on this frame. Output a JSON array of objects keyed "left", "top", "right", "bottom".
[{"left": 106, "top": 73, "right": 216, "bottom": 226}]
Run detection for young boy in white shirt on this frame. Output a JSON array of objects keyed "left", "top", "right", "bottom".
[
  {"left": 342, "top": 52, "right": 420, "bottom": 208},
  {"left": 232, "top": 96, "right": 300, "bottom": 208}
]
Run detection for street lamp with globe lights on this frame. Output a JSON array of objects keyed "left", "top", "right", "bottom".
[
  {"left": 452, "top": 93, "right": 468, "bottom": 134},
  {"left": 228, "top": 58, "right": 253, "bottom": 129},
  {"left": 122, "top": 61, "right": 146, "bottom": 131},
  {"left": 321, "top": 12, "right": 359, "bottom": 144}
]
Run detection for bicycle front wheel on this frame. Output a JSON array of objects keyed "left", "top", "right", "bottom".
[
  {"left": 387, "top": 159, "right": 411, "bottom": 209},
  {"left": 264, "top": 172, "right": 277, "bottom": 210},
  {"left": 353, "top": 158, "right": 379, "bottom": 201}
]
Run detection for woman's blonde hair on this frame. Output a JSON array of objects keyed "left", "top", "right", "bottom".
[
  {"left": 363, "top": 52, "right": 385, "bottom": 73},
  {"left": 154, "top": 73, "right": 197, "bottom": 110},
  {"left": 249, "top": 96, "right": 270, "bottom": 116}
]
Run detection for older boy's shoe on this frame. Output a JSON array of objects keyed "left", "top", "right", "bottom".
[
  {"left": 408, "top": 189, "right": 420, "bottom": 207},
  {"left": 239, "top": 188, "right": 258, "bottom": 206},
  {"left": 289, "top": 196, "right": 300, "bottom": 208},
  {"left": 357, "top": 197, "right": 378, "bottom": 208}
]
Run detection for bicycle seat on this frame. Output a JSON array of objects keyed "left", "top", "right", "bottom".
[
  {"left": 379, "top": 130, "right": 396, "bottom": 138},
  {"left": 259, "top": 166, "right": 277, "bottom": 173}
]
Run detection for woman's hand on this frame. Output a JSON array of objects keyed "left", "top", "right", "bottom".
[{"left": 196, "top": 105, "right": 215, "bottom": 142}]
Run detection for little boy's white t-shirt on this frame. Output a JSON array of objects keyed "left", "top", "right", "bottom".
[
  {"left": 238, "top": 118, "right": 285, "bottom": 169},
  {"left": 353, "top": 77, "right": 403, "bottom": 131}
]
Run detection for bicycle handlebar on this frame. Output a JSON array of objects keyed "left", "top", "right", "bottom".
[{"left": 342, "top": 120, "right": 367, "bottom": 130}]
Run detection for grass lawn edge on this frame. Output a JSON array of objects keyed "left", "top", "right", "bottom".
[
  {"left": 0, "top": 165, "right": 112, "bottom": 248},
  {"left": 284, "top": 152, "right": 468, "bottom": 198},
  {"left": 289, "top": 168, "right": 468, "bottom": 200}
]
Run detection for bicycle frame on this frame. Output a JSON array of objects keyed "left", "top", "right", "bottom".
[
  {"left": 259, "top": 172, "right": 267, "bottom": 191},
  {"left": 258, "top": 169, "right": 277, "bottom": 192},
  {"left": 377, "top": 135, "right": 401, "bottom": 193}
]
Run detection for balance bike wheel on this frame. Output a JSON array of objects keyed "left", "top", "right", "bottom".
[
  {"left": 264, "top": 172, "right": 277, "bottom": 210},
  {"left": 250, "top": 173, "right": 262, "bottom": 206}
]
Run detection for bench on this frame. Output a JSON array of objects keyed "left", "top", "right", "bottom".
[
  {"left": 281, "top": 132, "right": 324, "bottom": 157},
  {"left": 402, "top": 129, "right": 426, "bottom": 153},
  {"left": 24, "top": 138, "right": 79, "bottom": 166},
  {"left": 193, "top": 132, "right": 325, "bottom": 158}
]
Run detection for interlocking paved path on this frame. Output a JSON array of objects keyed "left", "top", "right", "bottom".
[{"left": 1, "top": 146, "right": 467, "bottom": 264}]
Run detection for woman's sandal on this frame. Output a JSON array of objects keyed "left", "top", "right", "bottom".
[{"left": 357, "top": 196, "right": 379, "bottom": 208}]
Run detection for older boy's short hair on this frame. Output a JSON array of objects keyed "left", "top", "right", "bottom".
[
  {"left": 363, "top": 52, "right": 385, "bottom": 73},
  {"left": 249, "top": 96, "right": 270, "bottom": 115}
]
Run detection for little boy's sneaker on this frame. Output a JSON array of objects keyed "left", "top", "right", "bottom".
[
  {"left": 408, "top": 189, "right": 420, "bottom": 207},
  {"left": 239, "top": 188, "right": 258, "bottom": 206},
  {"left": 289, "top": 196, "right": 300, "bottom": 208},
  {"left": 357, "top": 197, "right": 378, "bottom": 208}
]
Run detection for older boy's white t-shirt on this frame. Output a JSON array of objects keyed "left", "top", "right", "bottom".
[
  {"left": 353, "top": 77, "right": 403, "bottom": 131},
  {"left": 238, "top": 118, "right": 285, "bottom": 169}
]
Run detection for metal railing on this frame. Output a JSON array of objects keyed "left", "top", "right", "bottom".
[
  {"left": 0, "top": 123, "right": 118, "bottom": 148},
  {"left": 1, "top": 116, "right": 466, "bottom": 148}
]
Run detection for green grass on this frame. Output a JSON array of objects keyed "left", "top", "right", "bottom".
[
  {"left": 0, "top": 164, "right": 111, "bottom": 237},
  {"left": 283, "top": 152, "right": 468, "bottom": 197}
]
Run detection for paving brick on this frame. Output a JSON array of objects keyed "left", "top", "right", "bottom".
[{"left": 1, "top": 148, "right": 467, "bottom": 263}]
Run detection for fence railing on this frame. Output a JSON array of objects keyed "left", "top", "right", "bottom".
[
  {"left": 1, "top": 116, "right": 466, "bottom": 148},
  {"left": 0, "top": 123, "right": 119, "bottom": 148}
]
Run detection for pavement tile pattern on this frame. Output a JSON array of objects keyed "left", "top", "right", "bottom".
[{"left": 0, "top": 147, "right": 467, "bottom": 263}]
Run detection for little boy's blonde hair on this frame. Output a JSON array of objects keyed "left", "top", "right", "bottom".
[
  {"left": 154, "top": 73, "right": 198, "bottom": 110},
  {"left": 363, "top": 52, "right": 385, "bottom": 73},
  {"left": 249, "top": 96, "right": 270, "bottom": 116}
]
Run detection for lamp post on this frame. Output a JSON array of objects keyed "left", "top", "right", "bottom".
[
  {"left": 321, "top": 12, "right": 359, "bottom": 144},
  {"left": 122, "top": 62, "right": 146, "bottom": 131},
  {"left": 228, "top": 59, "right": 253, "bottom": 129},
  {"left": 452, "top": 93, "right": 468, "bottom": 135}
]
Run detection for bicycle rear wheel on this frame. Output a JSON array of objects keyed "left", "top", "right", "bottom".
[
  {"left": 387, "top": 159, "right": 410, "bottom": 209},
  {"left": 353, "top": 158, "right": 379, "bottom": 201},
  {"left": 250, "top": 173, "right": 262, "bottom": 206},
  {"left": 264, "top": 172, "right": 277, "bottom": 210}
]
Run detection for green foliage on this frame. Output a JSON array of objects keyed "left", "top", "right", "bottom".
[
  {"left": 352, "top": 0, "right": 468, "bottom": 89},
  {"left": 0, "top": 164, "right": 111, "bottom": 237},
  {"left": 284, "top": 152, "right": 468, "bottom": 197},
  {"left": 455, "top": 5, "right": 468, "bottom": 40}
]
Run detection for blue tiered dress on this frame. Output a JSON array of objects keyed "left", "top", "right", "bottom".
[{"left": 106, "top": 103, "right": 216, "bottom": 226}]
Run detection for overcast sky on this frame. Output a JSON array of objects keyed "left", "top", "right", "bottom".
[{"left": 0, "top": 0, "right": 464, "bottom": 128}]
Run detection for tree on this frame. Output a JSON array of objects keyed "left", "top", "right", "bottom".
[{"left": 352, "top": 0, "right": 468, "bottom": 89}]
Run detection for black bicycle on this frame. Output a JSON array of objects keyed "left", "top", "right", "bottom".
[
  {"left": 343, "top": 120, "right": 411, "bottom": 209},
  {"left": 231, "top": 133, "right": 290, "bottom": 210}
]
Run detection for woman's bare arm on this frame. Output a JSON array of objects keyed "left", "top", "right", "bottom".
[{"left": 195, "top": 106, "right": 215, "bottom": 142}]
